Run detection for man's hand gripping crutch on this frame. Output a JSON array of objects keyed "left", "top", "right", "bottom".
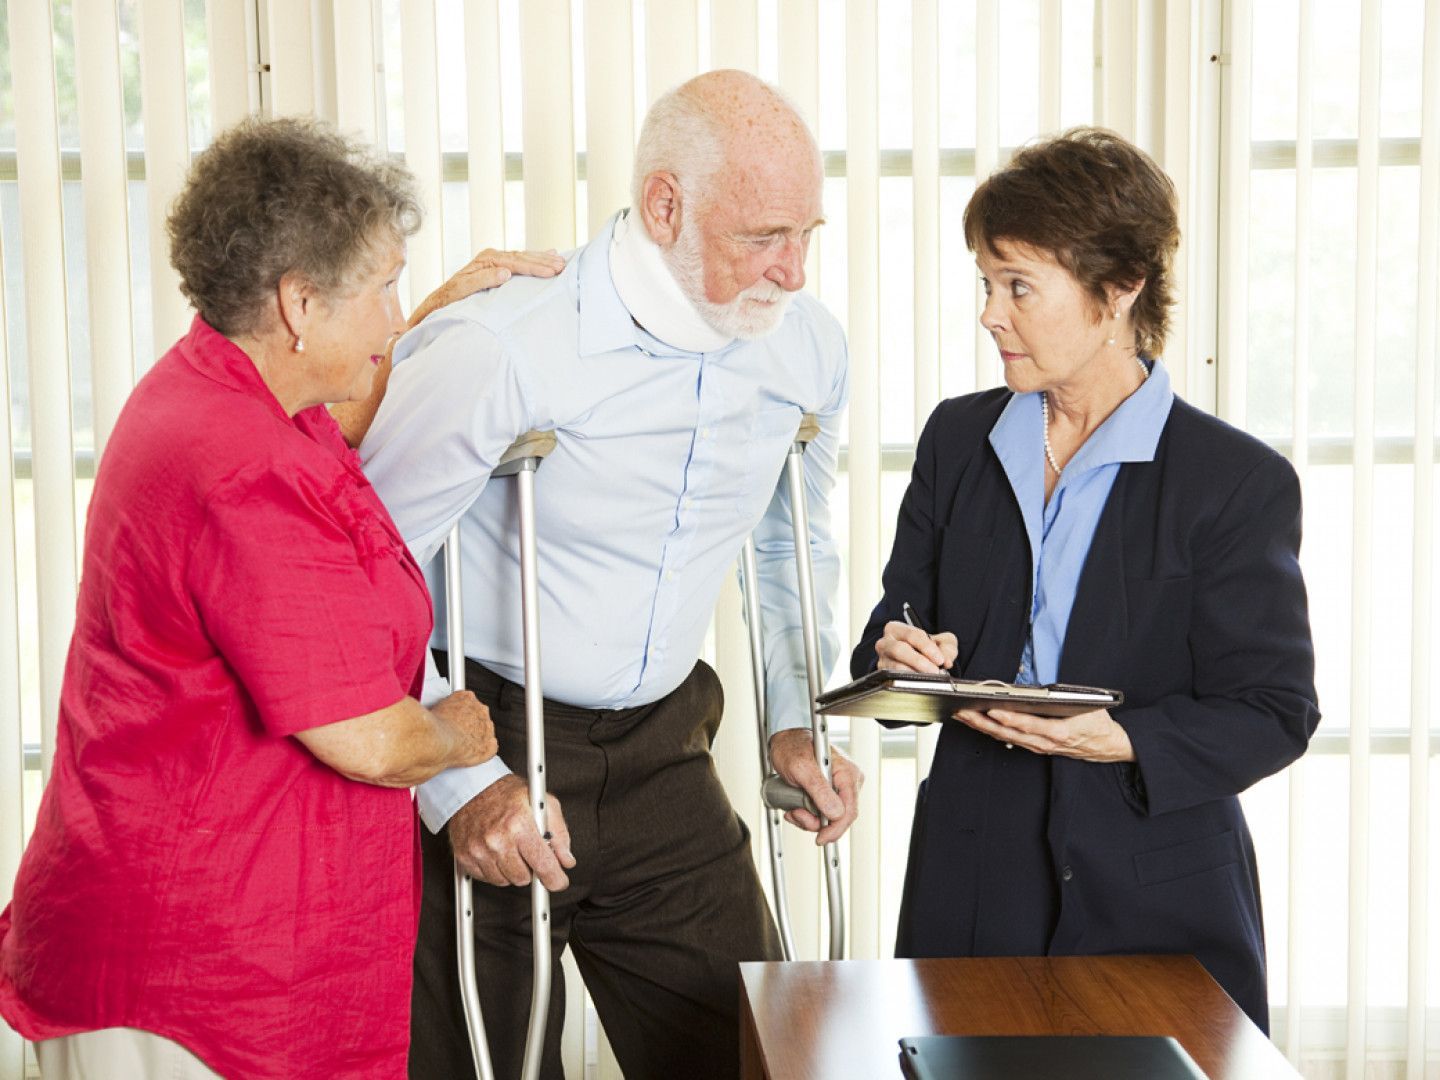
[
  {"left": 739, "top": 414, "right": 862, "bottom": 962},
  {"left": 445, "top": 431, "right": 572, "bottom": 1080}
]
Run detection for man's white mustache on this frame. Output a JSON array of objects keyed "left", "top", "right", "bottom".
[{"left": 741, "top": 281, "right": 786, "bottom": 303}]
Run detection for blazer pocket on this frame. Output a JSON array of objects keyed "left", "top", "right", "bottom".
[
  {"left": 1126, "top": 834, "right": 1263, "bottom": 973},
  {"left": 1134, "top": 829, "right": 1241, "bottom": 886}
]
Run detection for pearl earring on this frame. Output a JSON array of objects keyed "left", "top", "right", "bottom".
[
  {"left": 1106, "top": 310, "right": 1119, "bottom": 347},
  {"left": 293, "top": 337, "right": 305, "bottom": 353}
]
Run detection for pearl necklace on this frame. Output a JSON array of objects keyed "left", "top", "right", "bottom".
[{"left": 1041, "top": 356, "right": 1151, "bottom": 476}]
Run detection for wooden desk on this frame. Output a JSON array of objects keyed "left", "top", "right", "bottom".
[{"left": 739, "top": 955, "right": 1299, "bottom": 1080}]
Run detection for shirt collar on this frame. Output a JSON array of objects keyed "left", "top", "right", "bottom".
[
  {"left": 576, "top": 215, "right": 639, "bottom": 357},
  {"left": 177, "top": 314, "right": 294, "bottom": 426},
  {"left": 1070, "top": 356, "right": 1174, "bottom": 471},
  {"left": 989, "top": 357, "right": 1175, "bottom": 478}
]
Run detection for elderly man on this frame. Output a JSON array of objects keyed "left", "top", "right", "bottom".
[{"left": 359, "top": 70, "right": 859, "bottom": 1079}]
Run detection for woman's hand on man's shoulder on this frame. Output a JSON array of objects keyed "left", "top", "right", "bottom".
[{"left": 408, "top": 248, "right": 567, "bottom": 329}]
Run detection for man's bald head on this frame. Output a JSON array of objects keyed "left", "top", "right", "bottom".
[
  {"left": 630, "top": 70, "right": 821, "bottom": 212},
  {"left": 632, "top": 70, "right": 825, "bottom": 339}
]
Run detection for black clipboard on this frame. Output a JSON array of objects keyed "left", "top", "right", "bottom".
[
  {"left": 898, "top": 1035, "right": 1206, "bottom": 1080},
  {"left": 815, "top": 670, "right": 1122, "bottom": 724}
]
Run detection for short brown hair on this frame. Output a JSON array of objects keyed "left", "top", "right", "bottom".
[
  {"left": 963, "top": 127, "right": 1180, "bottom": 357},
  {"left": 167, "top": 117, "right": 421, "bottom": 337}
]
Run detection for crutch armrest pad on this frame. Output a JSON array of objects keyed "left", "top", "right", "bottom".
[
  {"left": 793, "top": 413, "right": 821, "bottom": 446},
  {"left": 494, "top": 430, "right": 558, "bottom": 475}
]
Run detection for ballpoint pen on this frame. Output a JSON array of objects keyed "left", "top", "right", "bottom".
[{"left": 900, "top": 603, "right": 962, "bottom": 691}]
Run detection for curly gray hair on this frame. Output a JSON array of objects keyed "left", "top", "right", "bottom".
[{"left": 167, "top": 117, "right": 421, "bottom": 337}]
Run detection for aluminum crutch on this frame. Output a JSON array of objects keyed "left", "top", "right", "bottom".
[
  {"left": 739, "top": 413, "right": 845, "bottom": 961},
  {"left": 739, "top": 535, "right": 798, "bottom": 962},
  {"left": 447, "top": 429, "right": 558, "bottom": 1080}
]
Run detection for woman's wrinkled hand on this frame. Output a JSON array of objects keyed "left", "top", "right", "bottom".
[
  {"left": 953, "top": 705, "right": 1136, "bottom": 762},
  {"left": 431, "top": 689, "right": 499, "bottom": 768},
  {"left": 875, "top": 621, "right": 958, "bottom": 674},
  {"left": 407, "top": 247, "right": 567, "bottom": 330}
]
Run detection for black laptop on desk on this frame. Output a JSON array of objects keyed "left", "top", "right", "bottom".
[{"left": 898, "top": 1035, "right": 1207, "bottom": 1079}]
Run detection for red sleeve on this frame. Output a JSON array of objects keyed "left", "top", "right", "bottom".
[{"left": 187, "top": 465, "right": 412, "bottom": 736}]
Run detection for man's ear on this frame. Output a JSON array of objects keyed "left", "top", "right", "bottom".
[{"left": 639, "top": 172, "right": 683, "bottom": 247}]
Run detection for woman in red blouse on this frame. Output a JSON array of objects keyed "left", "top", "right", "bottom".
[{"left": 0, "top": 119, "right": 559, "bottom": 1078}]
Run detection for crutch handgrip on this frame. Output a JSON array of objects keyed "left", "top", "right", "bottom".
[{"left": 762, "top": 773, "right": 820, "bottom": 817}]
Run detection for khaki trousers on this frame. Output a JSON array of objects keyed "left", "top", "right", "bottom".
[
  {"left": 36, "top": 1028, "right": 221, "bottom": 1080},
  {"left": 409, "top": 659, "right": 781, "bottom": 1080}
]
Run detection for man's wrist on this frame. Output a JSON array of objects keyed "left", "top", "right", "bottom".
[
  {"left": 767, "top": 719, "right": 812, "bottom": 746},
  {"left": 416, "top": 757, "right": 513, "bottom": 833}
]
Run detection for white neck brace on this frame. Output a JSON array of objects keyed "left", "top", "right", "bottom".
[{"left": 609, "top": 210, "right": 733, "bottom": 353}]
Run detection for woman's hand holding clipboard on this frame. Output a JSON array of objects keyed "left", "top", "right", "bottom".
[{"left": 815, "top": 670, "right": 1123, "bottom": 724}]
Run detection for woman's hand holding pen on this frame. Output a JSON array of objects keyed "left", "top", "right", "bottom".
[{"left": 874, "top": 601, "right": 958, "bottom": 675}]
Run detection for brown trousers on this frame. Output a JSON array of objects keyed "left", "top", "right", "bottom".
[{"left": 409, "top": 659, "right": 782, "bottom": 1080}]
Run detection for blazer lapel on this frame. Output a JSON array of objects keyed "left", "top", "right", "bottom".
[{"left": 1059, "top": 467, "right": 1130, "bottom": 685}]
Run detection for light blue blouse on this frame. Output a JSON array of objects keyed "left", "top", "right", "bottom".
[{"left": 987, "top": 360, "right": 1175, "bottom": 687}]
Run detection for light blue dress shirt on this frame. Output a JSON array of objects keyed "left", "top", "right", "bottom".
[
  {"left": 988, "top": 359, "right": 1174, "bottom": 687},
  {"left": 361, "top": 214, "right": 849, "bottom": 830}
]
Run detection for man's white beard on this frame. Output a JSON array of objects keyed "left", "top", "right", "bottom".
[{"left": 663, "top": 217, "right": 795, "bottom": 340}]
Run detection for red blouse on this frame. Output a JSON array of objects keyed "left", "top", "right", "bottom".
[{"left": 0, "top": 317, "right": 433, "bottom": 1078}]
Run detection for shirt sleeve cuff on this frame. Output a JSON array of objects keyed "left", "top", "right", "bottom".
[
  {"left": 420, "top": 651, "right": 451, "bottom": 707},
  {"left": 415, "top": 757, "right": 513, "bottom": 833},
  {"left": 764, "top": 665, "right": 816, "bottom": 739}
]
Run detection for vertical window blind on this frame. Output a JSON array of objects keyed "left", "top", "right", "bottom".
[
  {"left": 1223, "top": 5, "right": 1439, "bottom": 1079},
  {"left": 0, "top": 2, "right": 1434, "bottom": 1077}
]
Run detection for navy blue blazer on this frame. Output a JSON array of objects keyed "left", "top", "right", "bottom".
[{"left": 852, "top": 388, "right": 1320, "bottom": 1033}]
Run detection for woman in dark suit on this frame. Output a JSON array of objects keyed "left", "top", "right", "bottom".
[{"left": 853, "top": 128, "right": 1319, "bottom": 1033}]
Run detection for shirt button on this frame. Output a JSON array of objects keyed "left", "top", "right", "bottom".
[
  {"left": 665, "top": 570, "right": 675, "bottom": 582},
  {"left": 682, "top": 497, "right": 692, "bottom": 510},
  {"left": 1061, "top": 866, "right": 1074, "bottom": 882}
]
